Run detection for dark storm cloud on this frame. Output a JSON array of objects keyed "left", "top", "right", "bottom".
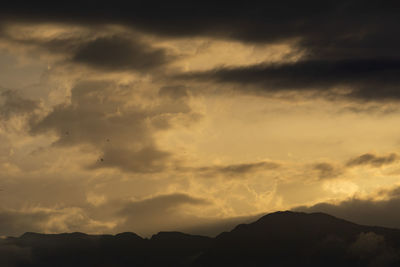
[
  {"left": 2, "top": 1, "right": 400, "bottom": 101},
  {"left": 0, "top": 1, "right": 399, "bottom": 57},
  {"left": 2, "top": 31, "right": 172, "bottom": 72},
  {"left": 0, "top": 19, "right": 172, "bottom": 72},
  {"left": 178, "top": 59, "right": 400, "bottom": 101},
  {"left": 293, "top": 185, "right": 400, "bottom": 229},
  {"left": 195, "top": 161, "right": 280, "bottom": 177},
  {"left": 72, "top": 36, "right": 170, "bottom": 71},
  {"left": 0, "top": 90, "right": 39, "bottom": 120},
  {"left": 1, "top": 1, "right": 398, "bottom": 47},
  {"left": 346, "top": 153, "right": 399, "bottom": 168}
]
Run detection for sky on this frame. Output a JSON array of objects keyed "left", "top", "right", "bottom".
[{"left": 1, "top": 1, "right": 400, "bottom": 237}]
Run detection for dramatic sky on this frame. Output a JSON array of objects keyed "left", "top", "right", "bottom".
[{"left": 1, "top": 1, "right": 400, "bottom": 237}]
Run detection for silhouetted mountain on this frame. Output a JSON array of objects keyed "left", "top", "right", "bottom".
[
  {"left": 197, "top": 211, "right": 400, "bottom": 266},
  {"left": 2, "top": 211, "right": 400, "bottom": 266}
]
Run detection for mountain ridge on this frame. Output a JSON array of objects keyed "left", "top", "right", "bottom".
[{"left": 2, "top": 211, "right": 400, "bottom": 266}]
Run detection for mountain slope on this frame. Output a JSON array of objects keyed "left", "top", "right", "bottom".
[{"left": 197, "top": 211, "right": 400, "bottom": 266}]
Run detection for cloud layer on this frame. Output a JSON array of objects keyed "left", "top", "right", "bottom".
[
  {"left": 294, "top": 185, "right": 400, "bottom": 229},
  {"left": 1, "top": 2, "right": 400, "bottom": 238}
]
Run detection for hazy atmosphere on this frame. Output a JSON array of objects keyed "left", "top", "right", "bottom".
[{"left": 1, "top": 1, "right": 400, "bottom": 238}]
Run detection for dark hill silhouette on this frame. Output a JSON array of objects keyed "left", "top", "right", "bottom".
[
  {"left": 198, "top": 211, "right": 400, "bottom": 266},
  {"left": 2, "top": 211, "right": 400, "bottom": 266}
]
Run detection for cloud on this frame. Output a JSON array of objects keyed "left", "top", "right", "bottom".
[
  {"left": 349, "top": 232, "right": 400, "bottom": 266},
  {"left": 304, "top": 152, "right": 399, "bottom": 181},
  {"left": 350, "top": 232, "right": 386, "bottom": 256},
  {"left": 112, "top": 193, "right": 267, "bottom": 237},
  {"left": 312, "top": 162, "right": 343, "bottom": 180},
  {"left": 177, "top": 59, "right": 400, "bottom": 102},
  {"left": 115, "top": 193, "right": 212, "bottom": 235},
  {"left": 1, "top": 2, "right": 399, "bottom": 61},
  {"left": 72, "top": 35, "right": 171, "bottom": 71},
  {"left": 0, "top": 209, "right": 51, "bottom": 237},
  {"left": 346, "top": 153, "right": 399, "bottom": 168},
  {"left": 158, "top": 85, "right": 188, "bottom": 99},
  {"left": 0, "top": 206, "right": 114, "bottom": 237},
  {"left": 90, "top": 146, "right": 170, "bottom": 173},
  {"left": 194, "top": 161, "right": 280, "bottom": 178},
  {"left": 29, "top": 80, "right": 193, "bottom": 173},
  {"left": 3, "top": 1, "right": 400, "bottom": 243},
  {"left": 293, "top": 185, "right": 400, "bottom": 229},
  {"left": 1, "top": 24, "right": 172, "bottom": 73},
  {"left": 0, "top": 1, "right": 398, "bottom": 47},
  {"left": 0, "top": 90, "right": 39, "bottom": 120},
  {"left": 2, "top": 2, "right": 400, "bottom": 103},
  {"left": 118, "top": 193, "right": 211, "bottom": 216},
  {"left": 0, "top": 191, "right": 258, "bottom": 238}
]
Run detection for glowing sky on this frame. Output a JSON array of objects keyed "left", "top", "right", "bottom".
[{"left": 1, "top": 2, "right": 400, "bottom": 237}]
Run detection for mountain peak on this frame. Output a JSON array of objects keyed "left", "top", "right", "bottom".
[{"left": 251, "top": 210, "right": 352, "bottom": 227}]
